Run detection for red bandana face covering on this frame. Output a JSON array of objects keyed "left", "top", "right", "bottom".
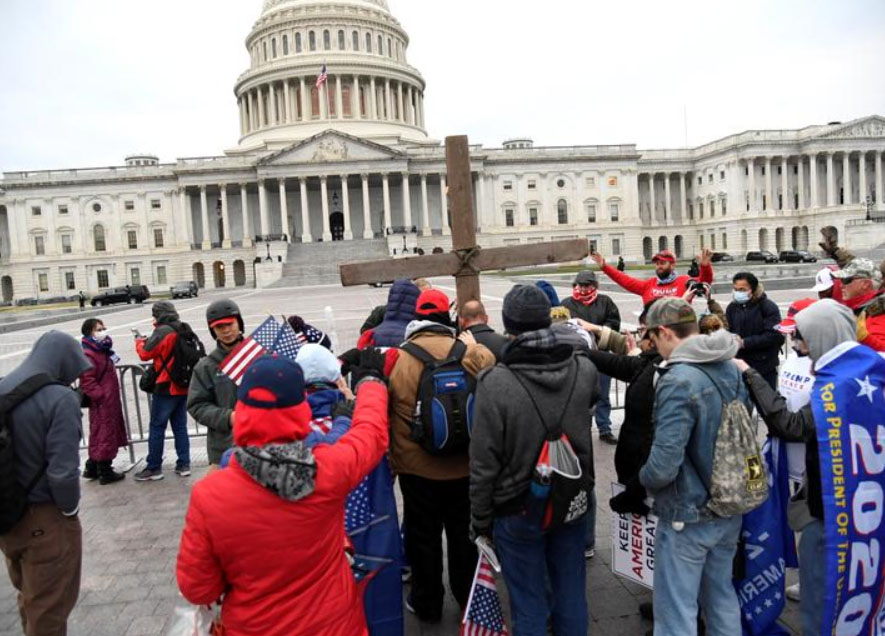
[{"left": 572, "top": 287, "right": 598, "bottom": 306}]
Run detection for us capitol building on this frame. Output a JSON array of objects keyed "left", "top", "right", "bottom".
[{"left": 1, "top": 0, "right": 885, "bottom": 301}]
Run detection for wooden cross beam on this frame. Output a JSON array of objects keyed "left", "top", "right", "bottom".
[{"left": 339, "top": 135, "right": 589, "bottom": 307}]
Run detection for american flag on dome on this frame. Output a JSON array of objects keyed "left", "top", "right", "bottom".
[
  {"left": 316, "top": 63, "right": 328, "bottom": 89},
  {"left": 220, "top": 317, "right": 301, "bottom": 385},
  {"left": 460, "top": 556, "right": 508, "bottom": 636}
]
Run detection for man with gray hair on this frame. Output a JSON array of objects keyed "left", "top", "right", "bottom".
[{"left": 832, "top": 257, "right": 885, "bottom": 352}]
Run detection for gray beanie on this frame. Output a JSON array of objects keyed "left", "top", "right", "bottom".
[{"left": 502, "top": 285, "right": 552, "bottom": 335}]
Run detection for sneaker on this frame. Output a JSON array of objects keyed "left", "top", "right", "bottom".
[
  {"left": 175, "top": 465, "right": 192, "bottom": 477},
  {"left": 134, "top": 468, "right": 164, "bottom": 482},
  {"left": 584, "top": 548, "right": 595, "bottom": 559},
  {"left": 599, "top": 432, "right": 619, "bottom": 445},
  {"left": 786, "top": 582, "right": 800, "bottom": 602},
  {"left": 82, "top": 460, "right": 98, "bottom": 481}
]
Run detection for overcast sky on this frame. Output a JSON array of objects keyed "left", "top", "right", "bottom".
[{"left": 2, "top": 0, "right": 884, "bottom": 172}]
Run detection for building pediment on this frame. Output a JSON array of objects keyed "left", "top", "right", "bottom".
[
  {"left": 257, "top": 131, "right": 405, "bottom": 166},
  {"left": 816, "top": 116, "right": 885, "bottom": 140}
]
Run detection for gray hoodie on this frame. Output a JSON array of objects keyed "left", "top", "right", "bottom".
[
  {"left": 669, "top": 329, "right": 741, "bottom": 365},
  {"left": 0, "top": 331, "right": 91, "bottom": 514},
  {"left": 794, "top": 299, "right": 857, "bottom": 362}
]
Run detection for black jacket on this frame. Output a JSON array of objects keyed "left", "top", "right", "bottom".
[
  {"left": 726, "top": 288, "right": 784, "bottom": 376},
  {"left": 465, "top": 324, "right": 509, "bottom": 361},
  {"left": 562, "top": 295, "right": 621, "bottom": 331},
  {"left": 743, "top": 367, "right": 822, "bottom": 520},
  {"left": 586, "top": 348, "right": 661, "bottom": 485}
]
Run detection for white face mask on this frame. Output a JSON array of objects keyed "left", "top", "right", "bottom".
[
  {"left": 94, "top": 329, "right": 109, "bottom": 341},
  {"left": 733, "top": 290, "right": 751, "bottom": 305}
]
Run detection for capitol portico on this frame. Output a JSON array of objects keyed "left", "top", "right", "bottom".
[{"left": 1, "top": 0, "right": 884, "bottom": 302}]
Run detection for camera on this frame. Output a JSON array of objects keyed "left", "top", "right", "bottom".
[{"left": 689, "top": 281, "right": 709, "bottom": 296}]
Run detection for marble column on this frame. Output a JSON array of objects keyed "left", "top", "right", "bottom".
[
  {"left": 258, "top": 87, "right": 266, "bottom": 128},
  {"left": 781, "top": 158, "right": 790, "bottom": 211},
  {"left": 384, "top": 79, "right": 392, "bottom": 120},
  {"left": 797, "top": 159, "right": 806, "bottom": 210},
  {"left": 247, "top": 92, "right": 256, "bottom": 130},
  {"left": 320, "top": 176, "right": 332, "bottom": 241},
  {"left": 341, "top": 175, "right": 353, "bottom": 240},
  {"left": 361, "top": 174, "right": 373, "bottom": 239},
  {"left": 478, "top": 173, "right": 487, "bottom": 230},
  {"left": 335, "top": 76, "right": 344, "bottom": 119},
  {"left": 826, "top": 153, "right": 835, "bottom": 207},
  {"left": 199, "top": 186, "right": 211, "bottom": 248},
  {"left": 648, "top": 174, "right": 656, "bottom": 222},
  {"left": 268, "top": 83, "right": 277, "bottom": 125},
  {"left": 258, "top": 180, "right": 269, "bottom": 237},
  {"left": 664, "top": 173, "right": 672, "bottom": 221},
  {"left": 748, "top": 158, "right": 756, "bottom": 212},
  {"left": 284, "top": 81, "right": 292, "bottom": 123},
  {"left": 180, "top": 189, "right": 194, "bottom": 247},
  {"left": 397, "top": 83, "right": 404, "bottom": 122},
  {"left": 279, "top": 180, "right": 290, "bottom": 242},
  {"left": 876, "top": 152, "right": 885, "bottom": 212},
  {"left": 370, "top": 77, "right": 377, "bottom": 120},
  {"left": 220, "top": 185, "right": 231, "bottom": 248},
  {"left": 406, "top": 86, "right": 414, "bottom": 125},
  {"left": 239, "top": 99, "right": 247, "bottom": 135},
  {"left": 300, "top": 78, "right": 309, "bottom": 121},
  {"left": 810, "top": 155, "right": 819, "bottom": 208},
  {"left": 352, "top": 76, "right": 360, "bottom": 119},
  {"left": 240, "top": 185, "right": 252, "bottom": 246},
  {"left": 859, "top": 152, "right": 868, "bottom": 205},
  {"left": 420, "top": 174, "right": 430, "bottom": 236},
  {"left": 299, "top": 177, "right": 312, "bottom": 242},
  {"left": 679, "top": 173, "right": 687, "bottom": 220},
  {"left": 401, "top": 173, "right": 412, "bottom": 230},
  {"left": 440, "top": 175, "right": 450, "bottom": 235},
  {"left": 764, "top": 157, "right": 773, "bottom": 211},
  {"left": 382, "top": 174, "right": 392, "bottom": 231},
  {"left": 843, "top": 153, "right": 852, "bottom": 206}
]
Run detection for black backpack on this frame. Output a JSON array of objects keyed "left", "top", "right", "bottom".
[
  {"left": 167, "top": 322, "right": 206, "bottom": 389},
  {"left": 401, "top": 340, "right": 476, "bottom": 456},
  {"left": 0, "top": 374, "right": 61, "bottom": 534}
]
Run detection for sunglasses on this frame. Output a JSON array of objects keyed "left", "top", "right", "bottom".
[{"left": 840, "top": 277, "right": 859, "bottom": 285}]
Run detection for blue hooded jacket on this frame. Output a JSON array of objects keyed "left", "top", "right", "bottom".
[
  {"left": 372, "top": 279, "right": 420, "bottom": 347},
  {"left": 536, "top": 280, "right": 561, "bottom": 307}
]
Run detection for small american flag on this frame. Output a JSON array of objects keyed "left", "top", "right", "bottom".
[
  {"left": 461, "top": 556, "right": 508, "bottom": 636},
  {"left": 316, "top": 64, "right": 328, "bottom": 89},
  {"left": 220, "top": 317, "right": 301, "bottom": 385},
  {"left": 293, "top": 324, "right": 326, "bottom": 350}
]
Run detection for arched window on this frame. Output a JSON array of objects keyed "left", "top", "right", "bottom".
[
  {"left": 262, "top": 41, "right": 268, "bottom": 61},
  {"left": 378, "top": 35, "right": 383, "bottom": 55},
  {"left": 323, "top": 30, "right": 331, "bottom": 50},
  {"left": 282, "top": 35, "right": 289, "bottom": 55},
  {"left": 352, "top": 31, "right": 360, "bottom": 51},
  {"left": 557, "top": 199, "right": 568, "bottom": 225},
  {"left": 309, "top": 31, "right": 316, "bottom": 51},
  {"left": 271, "top": 38, "right": 277, "bottom": 58},
  {"left": 366, "top": 33, "right": 372, "bottom": 53},
  {"left": 93, "top": 225, "right": 106, "bottom": 252},
  {"left": 295, "top": 32, "right": 302, "bottom": 53},
  {"left": 338, "top": 30, "right": 345, "bottom": 50}
]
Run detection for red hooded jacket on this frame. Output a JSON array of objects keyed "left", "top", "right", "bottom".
[
  {"left": 176, "top": 380, "right": 389, "bottom": 636},
  {"left": 601, "top": 263, "right": 714, "bottom": 306}
]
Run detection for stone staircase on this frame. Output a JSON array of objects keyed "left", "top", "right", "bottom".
[{"left": 268, "top": 239, "right": 391, "bottom": 287}]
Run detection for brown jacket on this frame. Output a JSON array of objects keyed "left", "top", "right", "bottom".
[{"left": 388, "top": 325, "right": 495, "bottom": 480}]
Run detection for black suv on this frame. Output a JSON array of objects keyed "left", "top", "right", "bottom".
[
  {"left": 746, "top": 251, "right": 779, "bottom": 264},
  {"left": 779, "top": 250, "right": 818, "bottom": 263},
  {"left": 171, "top": 281, "right": 199, "bottom": 299},
  {"left": 711, "top": 252, "right": 735, "bottom": 263},
  {"left": 90, "top": 285, "right": 151, "bottom": 307}
]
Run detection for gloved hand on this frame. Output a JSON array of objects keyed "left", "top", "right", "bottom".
[
  {"left": 609, "top": 480, "right": 650, "bottom": 517},
  {"left": 331, "top": 399, "right": 356, "bottom": 421},
  {"left": 352, "top": 347, "right": 388, "bottom": 386},
  {"left": 338, "top": 348, "right": 362, "bottom": 377},
  {"left": 470, "top": 524, "right": 492, "bottom": 542}
]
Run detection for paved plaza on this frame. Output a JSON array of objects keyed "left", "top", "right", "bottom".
[{"left": 0, "top": 276, "right": 804, "bottom": 635}]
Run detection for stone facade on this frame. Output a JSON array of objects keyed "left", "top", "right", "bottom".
[{"left": 1, "top": 0, "right": 884, "bottom": 302}]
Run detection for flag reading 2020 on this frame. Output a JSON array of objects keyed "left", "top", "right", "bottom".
[{"left": 810, "top": 341, "right": 885, "bottom": 636}]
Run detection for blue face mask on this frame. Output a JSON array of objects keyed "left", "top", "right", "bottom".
[{"left": 733, "top": 290, "right": 751, "bottom": 304}]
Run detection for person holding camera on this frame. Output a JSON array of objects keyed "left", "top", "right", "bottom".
[
  {"left": 682, "top": 282, "right": 728, "bottom": 335},
  {"left": 725, "top": 272, "right": 784, "bottom": 389}
]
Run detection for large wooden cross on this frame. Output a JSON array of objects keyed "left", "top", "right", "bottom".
[{"left": 339, "top": 135, "right": 589, "bottom": 306}]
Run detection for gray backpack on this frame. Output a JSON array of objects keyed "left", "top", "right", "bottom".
[{"left": 693, "top": 367, "right": 769, "bottom": 517}]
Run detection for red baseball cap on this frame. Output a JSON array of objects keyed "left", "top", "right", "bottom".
[
  {"left": 415, "top": 289, "right": 450, "bottom": 316},
  {"left": 776, "top": 298, "right": 817, "bottom": 334},
  {"left": 209, "top": 316, "right": 239, "bottom": 328},
  {"left": 652, "top": 250, "right": 677, "bottom": 264}
]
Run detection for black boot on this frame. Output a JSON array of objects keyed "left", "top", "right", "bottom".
[
  {"left": 98, "top": 461, "right": 125, "bottom": 485},
  {"left": 82, "top": 460, "right": 98, "bottom": 480}
]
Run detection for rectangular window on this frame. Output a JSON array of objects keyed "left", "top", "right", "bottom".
[
  {"left": 762, "top": 195, "right": 767, "bottom": 210},
  {"left": 154, "top": 228, "right": 164, "bottom": 248},
  {"left": 128, "top": 230, "right": 138, "bottom": 249},
  {"left": 710, "top": 200, "right": 716, "bottom": 217},
  {"left": 688, "top": 203, "right": 694, "bottom": 220},
  {"left": 778, "top": 194, "right": 783, "bottom": 209},
  {"left": 795, "top": 193, "right": 800, "bottom": 209},
  {"left": 585, "top": 177, "right": 596, "bottom": 188},
  {"left": 609, "top": 203, "right": 619, "bottom": 222},
  {"left": 131, "top": 268, "right": 140, "bottom": 286},
  {"left": 503, "top": 181, "right": 513, "bottom": 191},
  {"left": 698, "top": 176, "right": 703, "bottom": 186},
  {"left": 720, "top": 171, "right": 725, "bottom": 181},
  {"left": 745, "top": 166, "right": 749, "bottom": 176},
  {"left": 157, "top": 266, "right": 167, "bottom": 285},
  {"left": 58, "top": 205, "right": 69, "bottom": 215},
  {"left": 721, "top": 200, "right": 727, "bottom": 215},
  {"left": 587, "top": 205, "right": 597, "bottom": 223},
  {"left": 38, "top": 273, "right": 48, "bottom": 292},
  {"left": 699, "top": 202, "right": 704, "bottom": 218},
  {"left": 31, "top": 206, "right": 42, "bottom": 216},
  {"left": 61, "top": 234, "right": 72, "bottom": 254},
  {"left": 777, "top": 166, "right": 782, "bottom": 176},
  {"left": 612, "top": 238, "right": 621, "bottom": 256},
  {"left": 608, "top": 177, "right": 618, "bottom": 187},
  {"left": 700, "top": 235, "right": 705, "bottom": 250},
  {"left": 529, "top": 208, "right": 538, "bottom": 226},
  {"left": 527, "top": 180, "right": 536, "bottom": 190},
  {"left": 722, "top": 233, "right": 728, "bottom": 249},
  {"left": 505, "top": 209, "right": 514, "bottom": 227},
  {"left": 761, "top": 166, "right": 766, "bottom": 176},
  {"left": 711, "top": 234, "right": 717, "bottom": 250},
  {"left": 65, "top": 271, "right": 75, "bottom": 290},
  {"left": 150, "top": 199, "right": 161, "bottom": 210},
  {"left": 34, "top": 235, "right": 45, "bottom": 256},
  {"left": 124, "top": 200, "right": 135, "bottom": 211},
  {"left": 708, "top": 173, "right": 713, "bottom": 184},
  {"left": 97, "top": 270, "right": 109, "bottom": 289}
]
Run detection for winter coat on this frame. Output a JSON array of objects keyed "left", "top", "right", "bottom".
[
  {"left": 561, "top": 294, "right": 621, "bottom": 331},
  {"left": 639, "top": 330, "right": 749, "bottom": 523},
  {"left": 470, "top": 331, "right": 599, "bottom": 531},
  {"left": 586, "top": 348, "right": 661, "bottom": 485},
  {"left": 725, "top": 284, "right": 785, "bottom": 377},
  {"left": 187, "top": 344, "right": 237, "bottom": 464},
  {"left": 0, "top": 331, "right": 90, "bottom": 514},
  {"left": 464, "top": 324, "right": 510, "bottom": 361},
  {"left": 176, "top": 380, "right": 389, "bottom": 636},
  {"left": 387, "top": 321, "right": 495, "bottom": 480},
  {"left": 136, "top": 303, "right": 188, "bottom": 396},
  {"left": 601, "top": 263, "right": 714, "bottom": 305},
  {"left": 80, "top": 338, "right": 128, "bottom": 461},
  {"left": 847, "top": 291, "right": 885, "bottom": 352},
  {"left": 371, "top": 280, "right": 420, "bottom": 347}
]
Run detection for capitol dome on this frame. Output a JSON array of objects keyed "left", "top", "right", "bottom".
[{"left": 232, "top": 0, "right": 431, "bottom": 153}]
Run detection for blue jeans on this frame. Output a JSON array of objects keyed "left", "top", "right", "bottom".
[
  {"left": 593, "top": 374, "right": 612, "bottom": 434},
  {"left": 798, "top": 520, "right": 824, "bottom": 636},
  {"left": 494, "top": 514, "right": 588, "bottom": 636},
  {"left": 146, "top": 394, "right": 190, "bottom": 471},
  {"left": 654, "top": 516, "right": 741, "bottom": 636},
  {"left": 585, "top": 487, "right": 596, "bottom": 552}
]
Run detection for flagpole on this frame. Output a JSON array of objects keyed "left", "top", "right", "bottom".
[
  {"left": 461, "top": 555, "right": 484, "bottom": 626},
  {"left": 323, "top": 58, "right": 331, "bottom": 119}
]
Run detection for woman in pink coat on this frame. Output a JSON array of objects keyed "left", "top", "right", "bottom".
[{"left": 79, "top": 319, "right": 128, "bottom": 484}]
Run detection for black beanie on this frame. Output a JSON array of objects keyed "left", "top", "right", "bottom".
[{"left": 502, "top": 285, "right": 552, "bottom": 335}]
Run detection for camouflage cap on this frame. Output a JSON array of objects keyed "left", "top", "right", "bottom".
[
  {"left": 645, "top": 297, "right": 697, "bottom": 330},
  {"left": 832, "top": 258, "right": 883, "bottom": 283}
]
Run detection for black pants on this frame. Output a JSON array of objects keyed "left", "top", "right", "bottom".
[{"left": 399, "top": 474, "right": 476, "bottom": 620}]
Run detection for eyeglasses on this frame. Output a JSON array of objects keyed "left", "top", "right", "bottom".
[{"left": 840, "top": 277, "right": 858, "bottom": 285}]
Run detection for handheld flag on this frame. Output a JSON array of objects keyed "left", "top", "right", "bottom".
[
  {"left": 316, "top": 64, "right": 328, "bottom": 89},
  {"left": 220, "top": 317, "right": 301, "bottom": 385},
  {"left": 460, "top": 555, "right": 508, "bottom": 636}
]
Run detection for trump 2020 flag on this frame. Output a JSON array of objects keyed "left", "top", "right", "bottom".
[
  {"left": 735, "top": 437, "right": 798, "bottom": 636},
  {"left": 220, "top": 317, "right": 301, "bottom": 384},
  {"left": 461, "top": 555, "right": 508, "bottom": 636},
  {"left": 810, "top": 341, "right": 885, "bottom": 635}
]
